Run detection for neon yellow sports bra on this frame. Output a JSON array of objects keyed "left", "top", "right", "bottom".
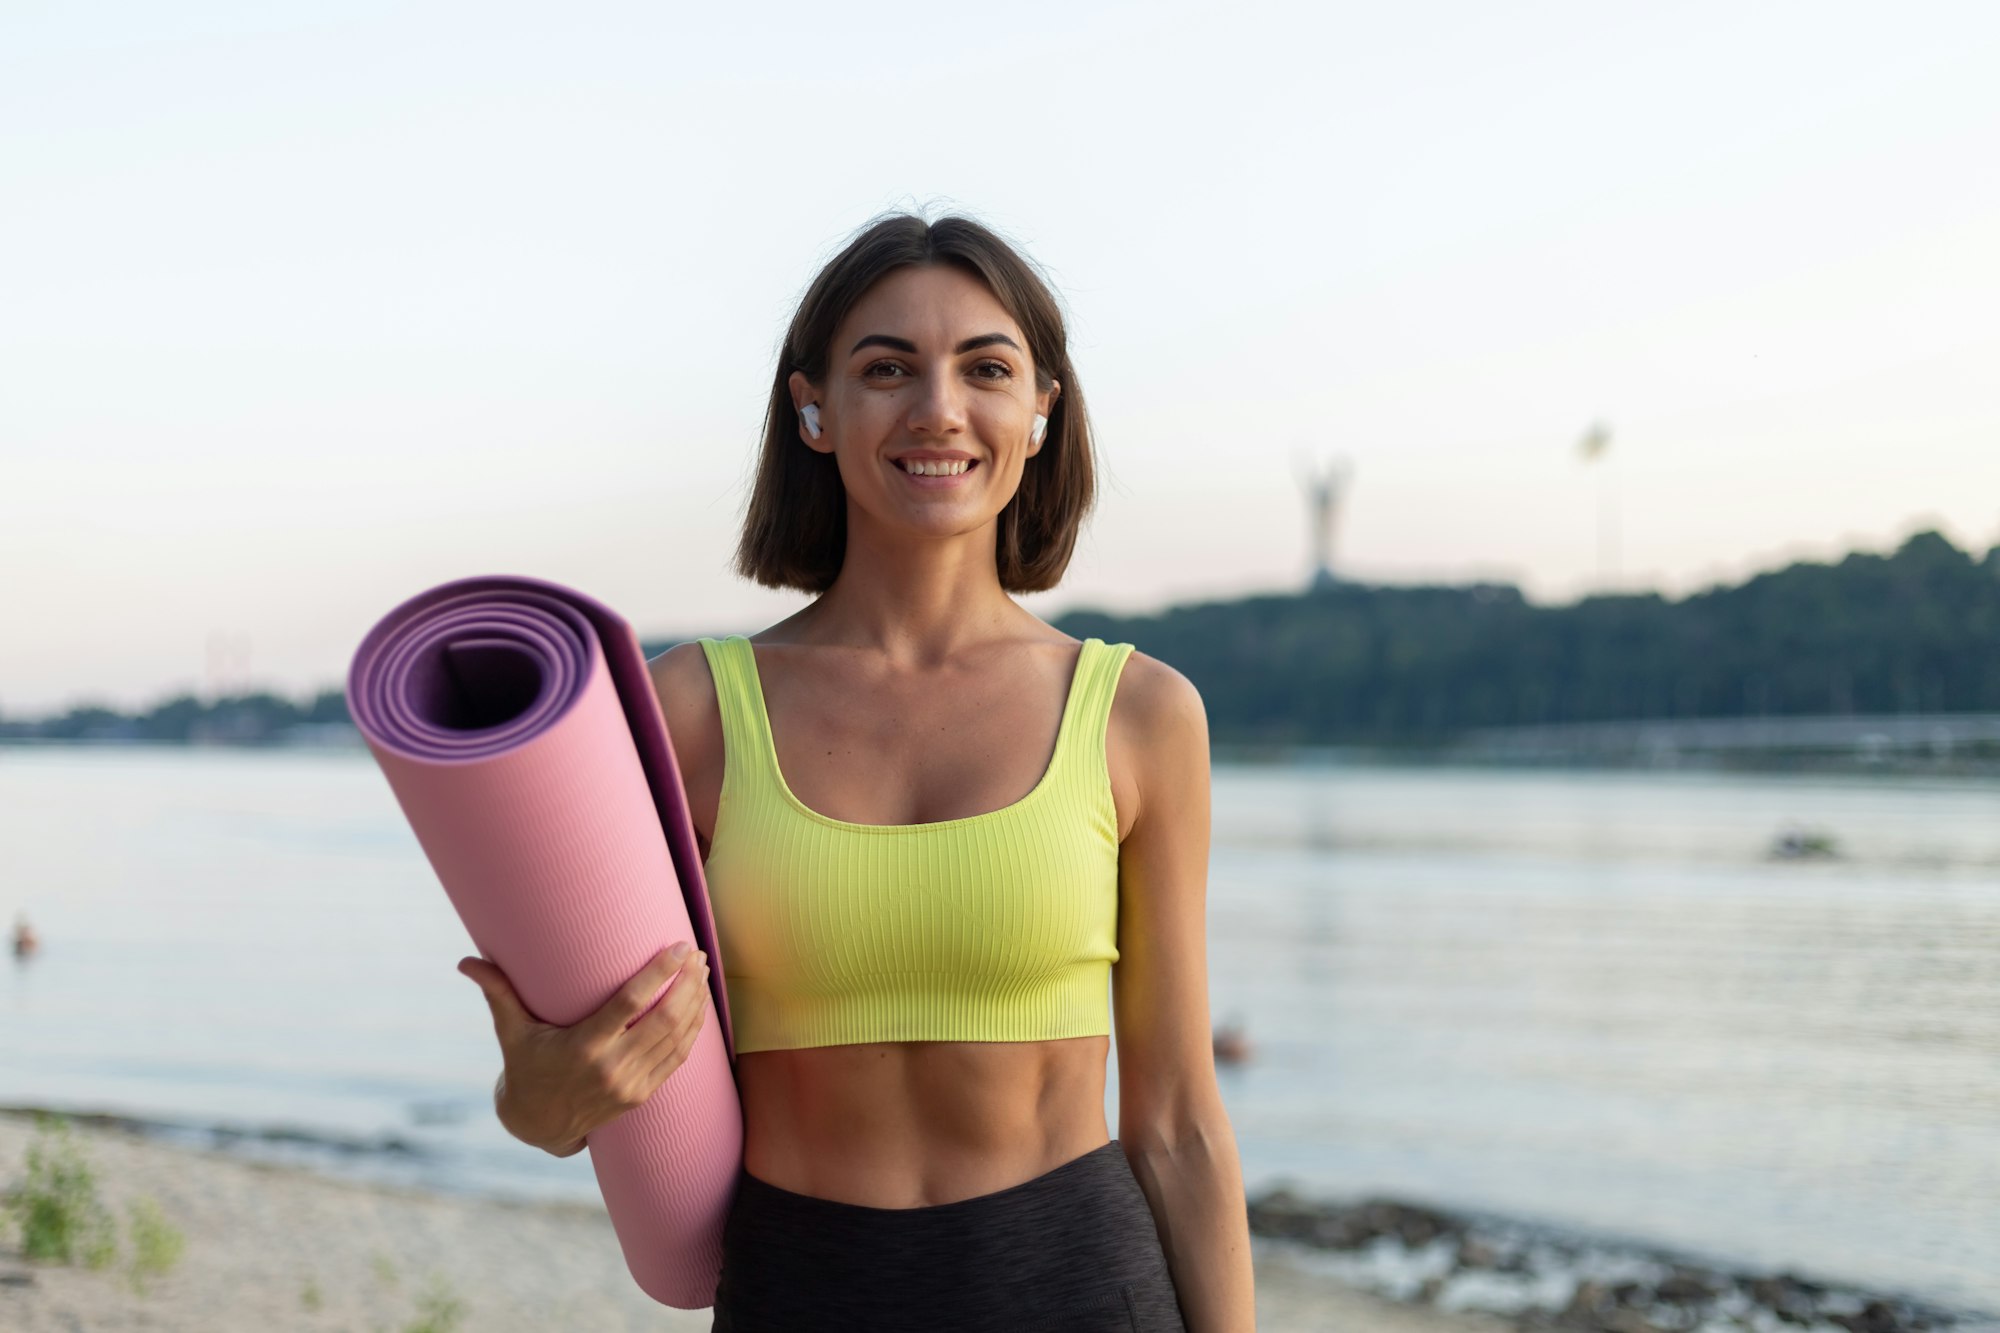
[{"left": 696, "top": 634, "right": 1135, "bottom": 1054}]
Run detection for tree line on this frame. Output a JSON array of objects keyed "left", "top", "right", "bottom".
[
  {"left": 4, "top": 530, "right": 1994, "bottom": 747},
  {"left": 1049, "top": 529, "right": 2000, "bottom": 745}
]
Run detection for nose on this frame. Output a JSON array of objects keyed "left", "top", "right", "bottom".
[{"left": 904, "top": 367, "right": 968, "bottom": 438}]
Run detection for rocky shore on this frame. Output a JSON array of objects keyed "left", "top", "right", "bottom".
[{"left": 1248, "top": 1187, "right": 1994, "bottom": 1333}]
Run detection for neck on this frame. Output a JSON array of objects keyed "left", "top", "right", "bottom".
[{"left": 791, "top": 507, "right": 1028, "bottom": 662}]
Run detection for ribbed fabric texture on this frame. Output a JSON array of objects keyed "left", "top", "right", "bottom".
[{"left": 696, "top": 635, "right": 1135, "bottom": 1054}]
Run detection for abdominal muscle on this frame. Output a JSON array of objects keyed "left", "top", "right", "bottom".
[{"left": 733, "top": 1033, "right": 1112, "bottom": 1208}]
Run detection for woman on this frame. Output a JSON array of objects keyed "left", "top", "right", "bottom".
[{"left": 458, "top": 213, "right": 1254, "bottom": 1331}]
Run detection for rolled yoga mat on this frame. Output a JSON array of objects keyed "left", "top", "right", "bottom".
[{"left": 346, "top": 573, "right": 740, "bottom": 1309}]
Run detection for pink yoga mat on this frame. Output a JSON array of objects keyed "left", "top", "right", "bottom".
[{"left": 346, "top": 574, "right": 740, "bottom": 1309}]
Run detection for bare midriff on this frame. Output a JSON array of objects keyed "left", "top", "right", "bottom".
[{"left": 735, "top": 1033, "right": 1111, "bottom": 1208}]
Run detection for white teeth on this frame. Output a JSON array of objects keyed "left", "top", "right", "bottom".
[{"left": 901, "top": 459, "right": 969, "bottom": 476}]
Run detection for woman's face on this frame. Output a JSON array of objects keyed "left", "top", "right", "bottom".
[{"left": 790, "top": 263, "right": 1058, "bottom": 542}]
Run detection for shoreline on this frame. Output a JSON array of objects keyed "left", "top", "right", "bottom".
[
  {"left": 0, "top": 1107, "right": 1500, "bottom": 1333},
  {"left": 4, "top": 1107, "right": 1992, "bottom": 1333},
  {"left": 1246, "top": 1186, "right": 1994, "bottom": 1333}
]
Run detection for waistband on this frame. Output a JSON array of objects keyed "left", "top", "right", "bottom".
[{"left": 731, "top": 1139, "right": 1131, "bottom": 1225}]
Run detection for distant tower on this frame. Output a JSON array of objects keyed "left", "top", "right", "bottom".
[
  {"left": 1577, "top": 420, "right": 1616, "bottom": 589},
  {"left": 1296, "top": 455, "right": 1353, "bottom": 590}
]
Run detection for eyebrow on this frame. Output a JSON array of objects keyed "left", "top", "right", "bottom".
[{"left": 849, "top": 333, "right": 1024, "bottom": 356}]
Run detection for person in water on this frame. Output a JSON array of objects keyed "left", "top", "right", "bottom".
[{"left": 458, "top": 212, "right": 1253, "bottom": 1331}]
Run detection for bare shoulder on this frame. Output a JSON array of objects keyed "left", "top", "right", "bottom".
[
  {"left": 645, "top": 641, "right": 723, "bottom": 842},
  {"left": 646, "top": 639, "right": 718, "bottom": 719},
  {"left": 1105, "top": 648, "right": 1210, "bottom": 840},
  {"left": 1109, "top": 648, "right": 1206, "bottom": 735},
  {"left": 647, "top": 641, "right": 721, "bottom": 751}
]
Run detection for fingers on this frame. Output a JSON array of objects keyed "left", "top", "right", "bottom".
[
  {"left": 578, "top": 944, "right": 702, "bottom": 1048},
  {"left": 457, "top": 956, "right": 534, "bottom": 1036},
  {"left": 639, "top": 968, "right": 711, "bottom": 1086},
  {"left": 585, "top": 969, "right": 705, "bottom": 1116},
  {"left": 629, "top": 953, "right": 710, "bottom": 1065}
]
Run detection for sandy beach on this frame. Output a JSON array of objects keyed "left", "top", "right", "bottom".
[{"left": 0, "top": 1111, "right": 1506, "bottom": 1332}]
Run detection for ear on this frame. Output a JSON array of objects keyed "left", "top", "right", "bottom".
[
  {"left": 1027, "top": 379, "right": 1060, "bottom": 458},
  {"left": 788, "top": 370, "right": 833, "bottom": 454}
]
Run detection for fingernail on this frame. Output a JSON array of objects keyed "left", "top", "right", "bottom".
[{"left": 669, "top": 942, "right": 691, "bottom": 960}]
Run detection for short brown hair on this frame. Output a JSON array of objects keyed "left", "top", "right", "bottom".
[{"left": 733, "top": 212, "right": 1096, "bottom": 594}]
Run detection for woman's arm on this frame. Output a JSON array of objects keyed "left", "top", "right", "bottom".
[{"left": 1109, "top": 653, "right": 1255, "bottom": 1333}]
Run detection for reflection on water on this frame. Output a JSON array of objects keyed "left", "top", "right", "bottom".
[
  {"left": 1213, "top": 764, "right": 2000, "bottom": 869},
  {"left": 1191, "top": 765, "right": 2000, "bottom": 1310},
  {"left": 3, "top": 751, "right": 1997, "bottom": 1308}
]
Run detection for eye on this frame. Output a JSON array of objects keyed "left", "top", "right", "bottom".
[
  {"left": 862, "top": 360, "right": 908, "bottom": 380},
  {"left": 971, "top": 360, "right": 1014, "bottom": 381}
]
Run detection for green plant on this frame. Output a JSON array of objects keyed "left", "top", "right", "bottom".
[
  {"left": 371, "top": 1251, "right": 400, "bottom": 1287},
  {"left": 302, "top": 1274, "right": 325, "bottom": 1310},
  {"left": 125, "top": 1196, "right": 185, "bottom": 1292},
  {"left": 8, "top": 1114, "right": 117, "bottom": 1268},
  {"left": 403, "top": 1271, "right": 467, "bottom": 1333}
]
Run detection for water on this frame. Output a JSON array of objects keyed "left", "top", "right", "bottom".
[{"left": 2, "top": 749, "right": 1995, "bottom": 1311}]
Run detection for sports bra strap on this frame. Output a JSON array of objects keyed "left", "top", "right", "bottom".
[
  {"left": 698, "top": 636, "right": 775, "bottom": 800},
  {"left": 1065, "top": 639, "right": 1137, "bottom": 781}
]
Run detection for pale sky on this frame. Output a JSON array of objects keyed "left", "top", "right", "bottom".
[{"left": 3, "top": 1, "right": 1997, "bottom": 713}]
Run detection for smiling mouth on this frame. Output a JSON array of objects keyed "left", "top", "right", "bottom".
[{"left": 894, "top": 459, "right": 979, "bottom": 477}]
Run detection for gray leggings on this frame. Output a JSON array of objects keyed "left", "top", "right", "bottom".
[{"left": 709, "top": 1139, "right": 1189, "bottom": 1332}]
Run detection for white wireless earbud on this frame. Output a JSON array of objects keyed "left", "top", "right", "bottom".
[
  {"left": 1030, "top": 414, "right": 1048, "bottom": 446},
  {"left": 801, "top": 404, "right": 822, "bottom": 439}
]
